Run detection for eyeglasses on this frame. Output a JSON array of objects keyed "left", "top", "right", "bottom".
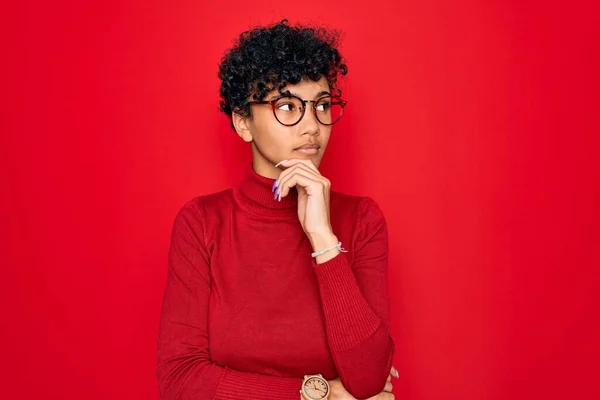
[{"left": 248, "top": 94, "right": 347, "bottom": 126}]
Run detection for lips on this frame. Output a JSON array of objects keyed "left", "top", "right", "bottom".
[{"left": 296, "top": 143, "right": 320, "bottom": 150}]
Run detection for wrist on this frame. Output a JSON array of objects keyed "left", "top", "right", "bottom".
[
  {"left": 309, "top": 232, "right": 340, "bottom": 264},
  {"left": 300, "top": 374, "right": 330, "bottom": 400},
  {"left": 327, "top": 378, "right": 341, "bottom": 399},
  {"left": 308, "top": 230, "right": 337, "bottom": 251}
]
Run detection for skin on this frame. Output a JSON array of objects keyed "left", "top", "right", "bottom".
[
  {"left": 232, "top": 76, "right": 399, "bottom": 399},
  {"left": 233, "top": 76, "right": 333, "bottom": 179},
  {"left": 232, "top": 76, "right": 338, "bottom": 258}
]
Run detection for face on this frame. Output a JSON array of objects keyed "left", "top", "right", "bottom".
[{"left": 233, "top": 76, "right": 333, "bottom": 178}]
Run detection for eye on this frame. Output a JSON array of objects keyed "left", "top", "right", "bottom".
[
  {"left": 316, "top": 101, "right": 332, "bottom": 112},
  {"left": 277, "top": 102, "right": 297, "bottom": 112}
]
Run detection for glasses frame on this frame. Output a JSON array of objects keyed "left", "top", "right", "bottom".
[{"left": 248, "top": 94, "right": 347, "bottom": 127}]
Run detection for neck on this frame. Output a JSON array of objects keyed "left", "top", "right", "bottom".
[
  {"left": 251, "top": 145, "right": 282, "bottom": 179},
  {"left": 234, "top": 163, "right": 298, "bottom": 217},
  {"left": 252, "top": 158, "right": 281, "bottom": 179}
]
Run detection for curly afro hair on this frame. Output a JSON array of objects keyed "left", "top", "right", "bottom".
[{"left": 218, "top": 19, "right": 348, "bottom": 129}]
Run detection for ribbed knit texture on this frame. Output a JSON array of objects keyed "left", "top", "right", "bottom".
[{"left": 157, "top": 164, "right": 394, "bottom": 400}]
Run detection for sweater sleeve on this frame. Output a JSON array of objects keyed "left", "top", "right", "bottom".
[
  {"left": 157, "top": 203, "right": 302, "bottom": 400},
  {"left": 311, "top": 197, "right": 395, "bottom": 400}
]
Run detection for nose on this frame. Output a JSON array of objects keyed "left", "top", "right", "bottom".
[{"left": 299, "top": 103, "right": 320, "bottom": 136}]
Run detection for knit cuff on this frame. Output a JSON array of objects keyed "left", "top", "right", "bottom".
[
  {"left": 214, "top": 368, "right": 302, "bottom": 400},
  {"left": 312, "top": 253, "right": 382, "bottom": 351}
]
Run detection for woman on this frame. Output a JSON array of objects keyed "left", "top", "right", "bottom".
[{"left": 157, "top": 20, "right": 397, "bottom": 400}]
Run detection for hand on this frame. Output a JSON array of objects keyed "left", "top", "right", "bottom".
[
  {"left": 327, "top": 366, "right": 398, "bottom": 400},
  {"left": 274, "top": 159, "right": 333, "bottom": 237}
]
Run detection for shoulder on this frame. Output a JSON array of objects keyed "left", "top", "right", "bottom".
[
  {"left": 168, "top": 189, "right": 234, "bottom": 248},
  {"left": 330, "top": 190, "right": 386, "bottom": 224},
  {"left": 330, "top": 190, "right": 388, "bottom": 252},
  {"left": 172, "top": 188, "right": 234, "bottom": 227}
]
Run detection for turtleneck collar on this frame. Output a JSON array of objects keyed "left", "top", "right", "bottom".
[{"left": 234, "top": 163, "right": 298, "bottom": 217}]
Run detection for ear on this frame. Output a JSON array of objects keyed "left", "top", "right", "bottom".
[{"left": 232, "top": 112, "right": 253, "bottom": 143}]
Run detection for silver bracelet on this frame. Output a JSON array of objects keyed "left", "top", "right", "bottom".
[{"left": 311, "top": 242, "right": 348, "bottom": 258}]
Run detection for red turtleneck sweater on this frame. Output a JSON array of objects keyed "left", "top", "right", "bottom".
[{"left": 157, "top": 165, "right": 395, "bottom": 400}]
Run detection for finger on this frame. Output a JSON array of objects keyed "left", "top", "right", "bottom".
[
  {"left": 277, "top": 164, "right": 329, "bottom": 191},
  {"left": 390, "top": 366, "right": 399, "bottom": 379},
  {"left": 275, "top": 164, "right": 319, "bottom": 199},
  {"left": 276, "top": 158, "right": 320, "bottom": 174},
  {"left": 383, "top": 380, "right": 393, "bottom": 393},
  {"left": 278, "top": 170, "right": 327, "bottom": 200},
  {"left": 277, "top": 168, "right": 327, "bottom": 199},
  {"left": 276, "top": 163, "right": 321, "bottom": 185},
  {"left": 387, "top": 374, "right": 392, "bottom": 382},
  {"left": 276, "top": 164, "right": 325, "bottom": 197},
  {"left": 367, "top": 392, "right": 394, "bottom": 400},
  {"left": 276, "top": 163, "right": 322, "bottom": 190},
  {"left": 274, "top": 161, "right": 329, "bottom": 201}
]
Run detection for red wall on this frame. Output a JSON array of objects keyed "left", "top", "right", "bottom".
[{"left": 1, "top": 1, "right": 599, "bottom": 399}]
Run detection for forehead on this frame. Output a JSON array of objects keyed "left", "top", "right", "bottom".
[{"left": 267, "top": 76, "right": 330, "bottom": 99}]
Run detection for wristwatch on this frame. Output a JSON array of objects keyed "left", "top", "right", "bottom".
[{"left": 300, "top": 374, "right": 330, "bottom": 400}]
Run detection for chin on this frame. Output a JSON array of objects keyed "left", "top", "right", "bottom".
[{"left": 287, "top": 151, "right": 324, "bottom": 167}]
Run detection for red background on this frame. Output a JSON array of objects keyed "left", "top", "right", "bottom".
[{"left": 1, "top": 1, "right": 599, "bottom": 399}]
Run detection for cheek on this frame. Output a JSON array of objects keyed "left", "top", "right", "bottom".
[
  {"left": 321, "top": 127, "right": 332, "bottom": 144},
  {"left": 316, "top": 128, "right": 332, "bottom": 152},
  {"left": 251, "top": 114, "right": 291, "bottom": 151}
]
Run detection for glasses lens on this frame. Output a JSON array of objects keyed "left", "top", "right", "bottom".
[
  {"left": 274, "top": 96, "right": 304, "bottom": 126},
  {"left": 315, "top": 96, "right": 344, "bottom": 125}
]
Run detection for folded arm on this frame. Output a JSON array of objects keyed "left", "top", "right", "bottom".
[
  {"left": 312, "top": 198, "right": 395, "bottom": 399},
  {"left": 157, "top": 203, "right": 302, "bottom": 400}
]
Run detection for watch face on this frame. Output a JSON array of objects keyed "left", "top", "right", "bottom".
[{"left": 303, "top": 376, "right": 329, "bottom": 399}]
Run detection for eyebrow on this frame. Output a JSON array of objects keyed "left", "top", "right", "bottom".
[{"left": 268, "top": 90, "right": 331, "bottom": 101}]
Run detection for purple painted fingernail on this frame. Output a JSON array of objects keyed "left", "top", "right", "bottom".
[
  {"left": 273, "top": 186, "right": 279, "bottom": 200},
  {"left": 272, "top": 180, "right": 278, "bottom": 192}
]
